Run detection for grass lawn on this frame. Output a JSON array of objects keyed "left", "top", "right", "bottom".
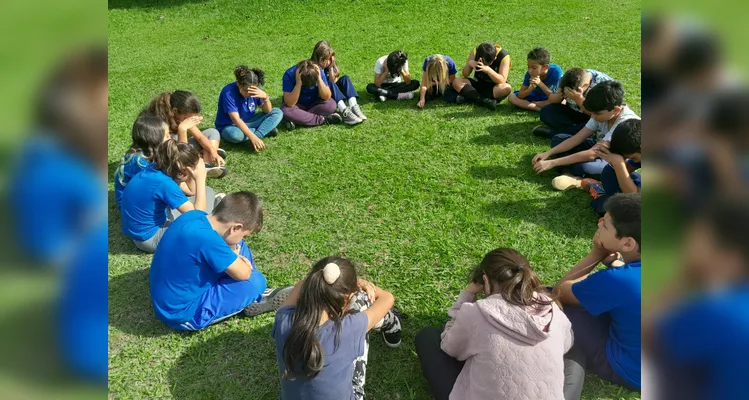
[{"left": 108, "top": 0, "right": 641, "bottom": 398}]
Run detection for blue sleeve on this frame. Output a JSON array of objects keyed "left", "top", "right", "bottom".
[
  {"left": 256, "top": 86, "right": 265, "bottom": 106},
  {"left": 319, "top": 70, "right": 329, "bottom": 86},
  {"left": 447, "top": 57, "right": 458, "bottom": 76},
  {"left": 656, "top": 297, "right": 716, "bottom": 363},
  {"left": 271, "top": 306, "right": 296, "bottom": 340},
  {"left": 282, "top": 69, "right": 294, "bottom": 93},
  {"left": 522, "top": 72, "right": 530, "bottom": 87},
  {"left": 546, "top": 66, "right": 562, "bottom": 92},
  {"left": 422, "top": 57, "right": 428, "bottom": 72},
  {"left": 221, "top": 87, "right": 238, "bottom": 114},
  {"left": 345, "top": 312, "right": 369, "bottom": 357},
  {"left": 159, "top": 180, "right": 189, "bottom": 209},
  {"left": 200, "top": 231, "right": 238, "bottom": 274},
  {"left": 571, "top": 268, "right": 621, "bottom": 316}
]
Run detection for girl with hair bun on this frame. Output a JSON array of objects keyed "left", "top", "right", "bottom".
[
  {"left": 366, "top": 50, "right": 420, "bottom": 102},
  {"left": 215, "top": 65, "right": 283, "bottom": 152},
  {"left": 272, "top": 256, "right": 402, "bottom": 400}
]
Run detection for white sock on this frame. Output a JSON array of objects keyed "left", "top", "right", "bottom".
[
  {"left": 337, "top": 100, "right": 347, "bottom": 111},
  {"left": 348, "top": 97, "right": 358, "bottom": 107}
]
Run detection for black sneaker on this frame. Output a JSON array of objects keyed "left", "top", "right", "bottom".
[
  {"left": 455, "top": 94, "right": 466, "bottom": 104},
  {"left": 323, "top": 113, "right": 343, "bottom": 125},
  {"left": 243, "top": 286, "right": 294, "bottom": 317},
  {"left": 383, "top": 329, "right": 402, "bottom": 348},
  {"left": 283, "top": 120, "right": 296, "bottom": 131},
  {"left": 266, "top": 127, "right": 279, "bottom": 138},
  {"left": 532, "top": 125, "right": 552, "bottom": 138},
  {"left": 217, "top": 148, "right": 228, "bottom": 159},
  {"left": 480, "top": 98, "right": 497, "bottom": 111}
]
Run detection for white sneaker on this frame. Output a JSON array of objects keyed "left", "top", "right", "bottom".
[
  {"left": 397, "top": 92, "right": 414, "bottom": 100},
  {"left": 350, "top": 104, "right": 367, "bottom": 120},
  {"left": 551, "top": 174, "right": 582, "bottom": 191},
  {"left": 341, "top": 107, "right": 363, "bottom": 125},
  {"left": 206, "top": 165, "right": 228, "bottom": 179}
]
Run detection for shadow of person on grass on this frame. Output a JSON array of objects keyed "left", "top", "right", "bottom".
[
  {"left": 471, "top": 121, "right": 544, "bottom": 146},
  {"left": 107, "top": 189, "right": 145, "bottom": 256},
  {"left": 108, "top": 267, "right": 176, "bottom": 337},
  {"left": 167, "top": 328, "right": 281, "bottom": 399}
]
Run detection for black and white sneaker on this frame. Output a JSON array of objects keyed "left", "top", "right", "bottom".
[
  {"left": 217, "top": 148, "right": 228, "bottom": 159},
  {"left": 323, "top": 113, "right": 343, "bottom": 125},
  {"left": 341, "top": 108, "right": 363, "bottom": 125},
  {"left": 531, "top": 125, "right": 552, "bottom": 138},
  {"left": 243, "top": 286, "right": 294, "bottom": 317},
  {"left": 205, "top": 163, "right": 228, "bottom": 179}
]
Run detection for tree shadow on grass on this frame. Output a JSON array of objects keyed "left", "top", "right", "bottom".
[
  {"left": 108, "top": 267, "right": 176, "bottom": 337},
  {"left": 108, "top": 0, "right": 207, "bottom": 10},
  {"left": 168, "top": 328, "right": 280, "bottom": 399}
]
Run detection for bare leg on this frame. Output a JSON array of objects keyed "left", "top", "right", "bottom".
[
  {"left": 492, "top": 83, "right": 512, "bottom": 103},
  {"left": 451, "top": 77, "right": 470, "bottom": 92}
]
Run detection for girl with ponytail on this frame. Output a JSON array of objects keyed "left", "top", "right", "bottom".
[
  {"left": 417, "top": 54, "right": 459, "bottom": 109},
  {"left": 120, "top": 140, "right": 223, "bottom": 253},
  {"left": 415, "top": 248, "right": 573, "bottom": 400},
  {"left": 146, "top": 90, "right": 227, "bottom": 177},
  {"left": 272, "top": 256, "right": 402, "bottom": 400},
  {"left": 366, "top": 50, "right": 421, "bottom": 102},
  {"left": 215, "top": 65, "right": 283, "bottom": 152}
]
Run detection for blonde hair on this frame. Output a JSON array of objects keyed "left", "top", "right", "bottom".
[{"left": 425, "top": 55, "right": 449, "bottom": 94}]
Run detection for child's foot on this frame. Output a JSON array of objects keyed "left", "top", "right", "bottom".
[
  {"left": 217, "top": 148, "right": 228, "bottom": 159},
  {"left": 205, "top": 164, "right": 228, "bottom": 179},
  {"left": 283, "top": 120, "right": 296, "bottom": 131},
  {"left": 341, "top": 108, "right": 363, "bottom": 125},
  {"left": 382, "top": 312, "right": 402, "bottom": 348},
  {"left": 378, "top": 95, "right": 387, "bottom": 102},
  {"left": 265, "top": 128, "right": 279, "bottom": 138},
  {"left": 351, "top": 104, "right": 367, "bottom": 120},
  {"left": 581, "top": 178, "right": 604, "bottom": 199},
  {"left": 396, "top": 92, "right": 414, "bottom": 100},
  {"left": 551, "top": 174, "right": 582, "bottom": 191},
  {"left": 214, "top": 192, "right": 226, "bottom": 206},
  {"left": 323, "top": 113, "right": 343, "bottom": 125},
  {"left": 243, "top": 286, "right": 295, "bottom": 317},
  {"left": 479, "top": 98, "right": 497, "bottom": 111},
  {"left": 455, "top": 94, "right": 466, "bottom": 104},
  {"left": 532, "top": 125, "right": 552, "bottom": 138}
]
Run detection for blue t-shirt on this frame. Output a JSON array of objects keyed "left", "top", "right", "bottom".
[
  {"left": 10, "top": 134, "right": 105, "bottom": 267},
  {"left": 282, "top": 64, "right": 330, "bottom": 105},
  {"left": 120, "top": 165, "right": 188, "bottom": 241},
  {"left": 150, "top": 210, "right": 239, "bottom": 324},
  {"left": 422, "top": 55, "right": 458, "bottom": 76},
  {"left": 114, "top": 151, "right": 150, "bottom": 209},
  {"left": 215, "top": 82, "right": 265, "bottom": 132},
  {"left": 522, "top": 63, "right": 563, "bottom": 101},
  {"left": 657, "top": 285, "right": 749, "bottom": 400},
  {"left": 572, "top": 260, "right": 641, "bottom": 388},
  {"left": 272, "top": 306, "right": 369, "bottom": 400}
]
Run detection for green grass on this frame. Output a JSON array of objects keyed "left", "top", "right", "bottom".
[{"left": 108, "top": 0, "right": 641, "bottom": 398}]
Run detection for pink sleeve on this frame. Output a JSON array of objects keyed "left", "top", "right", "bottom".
[{"left": 440, "top": 291, "right": 478, "bottom": 360}]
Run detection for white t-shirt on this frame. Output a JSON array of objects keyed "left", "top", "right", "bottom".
[
  {"left": 374, "top": 55, "right": 409, "bottom": 84},
  {"left": 585, "top": 105, "right": 640, "bottom": 141}
]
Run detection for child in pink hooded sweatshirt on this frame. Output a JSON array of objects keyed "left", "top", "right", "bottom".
[{"left": 415, "top": 248, "right": 573, "bottom": 400}]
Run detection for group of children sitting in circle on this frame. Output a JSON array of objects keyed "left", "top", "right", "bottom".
[{"left": 112, "top": 39, "right": 642, "bottom": 399}]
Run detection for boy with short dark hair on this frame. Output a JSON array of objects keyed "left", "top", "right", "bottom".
[
  {"left": 582, "top": 119, "right": 642, "bottom": 215},
  {"left": 533, "top": 67, "right": 613, "bottom": 138},
  {"left": 508, "top": 47, "right": 563, "bottom": 112},
  {"left": 451, "top": 41, "right": 513, "bottom": 109},
  {"left": 149, "top": 191, "right": 292, "bottom": 331},
  {"left": 554, "top": 193, "right": 642, "bottom": 397},
  {"left": 531, "top": 80, "right": 641, "bottom": 191}
]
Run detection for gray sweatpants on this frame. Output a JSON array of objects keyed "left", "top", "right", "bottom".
[{"left": 171, "top": 128, "right": 221, "bottom": 149}]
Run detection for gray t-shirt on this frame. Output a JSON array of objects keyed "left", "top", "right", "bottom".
[{"left": 272, "top": 305, "right": 368, "bottom": 400}]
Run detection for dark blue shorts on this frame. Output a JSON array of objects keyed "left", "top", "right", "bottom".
[{"left": 513, "top": 90, "right": 548, "bottom": 103}]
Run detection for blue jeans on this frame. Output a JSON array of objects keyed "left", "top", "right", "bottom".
[
  {"left": 220, "top": 108, "right": 283, "bottom": 141},
  {"left": 550, "top": 133, "right": 608, "bottom": 178},
  {"left": 168, "top": 241, "right": 267, "bottom": 331},
  {"left": 591, "top": 163, "right": 642, "bottom": 214}
]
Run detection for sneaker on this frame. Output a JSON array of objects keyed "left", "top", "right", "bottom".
[
  {"left": 455, "top": 94, "right": 466, "bottom": 104},
  {"left": 581, "top": 178, "right": 604, "bottom": 199},
  {"left": 532, "top": 125, "right": 552, "bottom": 138},
  {"left": 350, "top": 104, "right": 367, "bottom": 120},
  {"left": 479, "top": 98, "right": 497, "bottom": 111},
  {"left": 378, "top": 95, "right": 387, "bottom": 102},
  {"left": 205, "top": 164, "right": 228, "bottom": 179},
  {"left": 216, "top": 148, "right": 228, "bottom": 159},
  {"left": 214, "top": 192, "right": 226, "bottom": 206},
  {"left": 243, "top": 286, "right": 295, "bottom": 317},
  {"left": 323, "top": 113, "right": 343, "bottom": 125},
  {"left": 396, "top": 92, "right": 414, "bottom": 100},
  {"left": 551, "top": 174, "right": 582, "bottom": 191},
  {"left": 283, "top": 120, "right": 296, "bottom": 131},
  {"left": 265, "top": 128, "right": 279, "bottom": 138},
  {"left": 341, "top": 107, "right": 363, "bottom": 125},
  {"left": 383, "top": 329, "right": 402, "bottom": 348}
]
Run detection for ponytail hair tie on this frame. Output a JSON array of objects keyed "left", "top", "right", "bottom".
[{"left": 322, "top": 263, "right": 341, "bottom": 284}]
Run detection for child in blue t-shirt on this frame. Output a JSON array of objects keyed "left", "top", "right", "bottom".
[
  {"left": 120, "top": 140, "right": 218, "bottom": 253},
  {"left": 114, "top": 113, "right": 170, "bottom": 209},
  {"left": 509, "top": 47, "right": 563, "bottom": 112},
  {"left": 312, "top": 40, "right": 366, "bottom": 125},
  {"left": 417, "top": 54, "right": 459, "bottom": 109},
  {"left": 216, "top": 65, "right": 283, "bottom": 153},
  {"left": 582, "top": 119, "right": 642, "bottom": 215},
  {"left": 280, "top": 60, "right": 343, "bottom": 130},
  {"left": 150, "top": 191, "right": 293, "bottom": 330},
  {"left": 272, "top": 256, "right": 402, "bottom": 400},
  {"left": 553, "top": 193, "right": 642, "bottom": 395}
]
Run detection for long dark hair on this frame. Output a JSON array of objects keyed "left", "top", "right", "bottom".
[
  {"left": 127, "top": 112, "right": 166, "bottom": 159},
  {"left": 282, "top": 256, "right": 358, "bottom": 380},
  {"left": 146, "top": 90, "right": 202, "bottom": 133},
  {"left": 472, "top": 248, "right": 553, "bottom": 308},
  {"left": 152, "top": 139, "right": 199, "bottom": 180},
  {"left": 386, "top": 50, "right": 408, "bottom": 77},
  {"left": 234, "top": 65, "right": 265, "bottom": 87}
]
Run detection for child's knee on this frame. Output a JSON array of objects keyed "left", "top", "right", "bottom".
[{"left": 494, "top": 83, "right": 512, "bottom": 99}]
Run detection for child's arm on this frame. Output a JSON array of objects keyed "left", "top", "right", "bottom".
[
  {"left": 315, "top": 65, "right": 332, "bottom": 100},
  {"left": 417, "top": 77, "right": 429, "bottom": 108},
  {"left": 229, "top": 112, "right": 266, "bottom": 151},
  {"left": 180, "top": 176, "right": 196, "bottom": 196},
  {"left": 401, "top": 67, "right": 412, "bottom": 84},
  {"left": 553, "top": 246, "right": 611, "bottom": 305},
  {"left": 547, "top": 88, "right": 564, "bottom": 104},
  {"left": 598, "top": 148, "right": 640, "bottom": 193},
  {"left": 482, "top": 56, "right": 511, "bottom": 85},
  {"left": 537, "top": 126, "right": 594, "bottom": 159},
  {"left": 224, "top": 254, "right": 253, "bottom": 281},
  {"left": 283, "top": 69, "right": 303, "bottom": 107},
  {"left": 517, "top": 84, "right": 534, "bottom": 99},
  {"left": 440, "top": 283, "right": 482, "bottom": 360},
  {"left": 363, "top": 283, "right": 395, "bottom": 332},
  {"left": 187, "top": 126, "right": 219, "bottom": 160},
  {"left": 535, "top": 78, "right": 553, "bottom": 96},
  {"left": 461, "top": 51, "right": 475, "bottom": 78},
  {"left": 176, "top": 159, "right": 207, "bottom": 213},
  {"left": 281, "top": 279, "right": 304, "bottom": 307}
]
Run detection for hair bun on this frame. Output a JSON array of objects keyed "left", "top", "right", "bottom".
[{"left": 322, "top": 263, "right": 340, "bottom": 284}]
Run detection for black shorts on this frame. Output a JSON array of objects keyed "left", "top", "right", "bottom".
[{"left": 468, "top": 78, "right": 497, "bottom": 98}]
